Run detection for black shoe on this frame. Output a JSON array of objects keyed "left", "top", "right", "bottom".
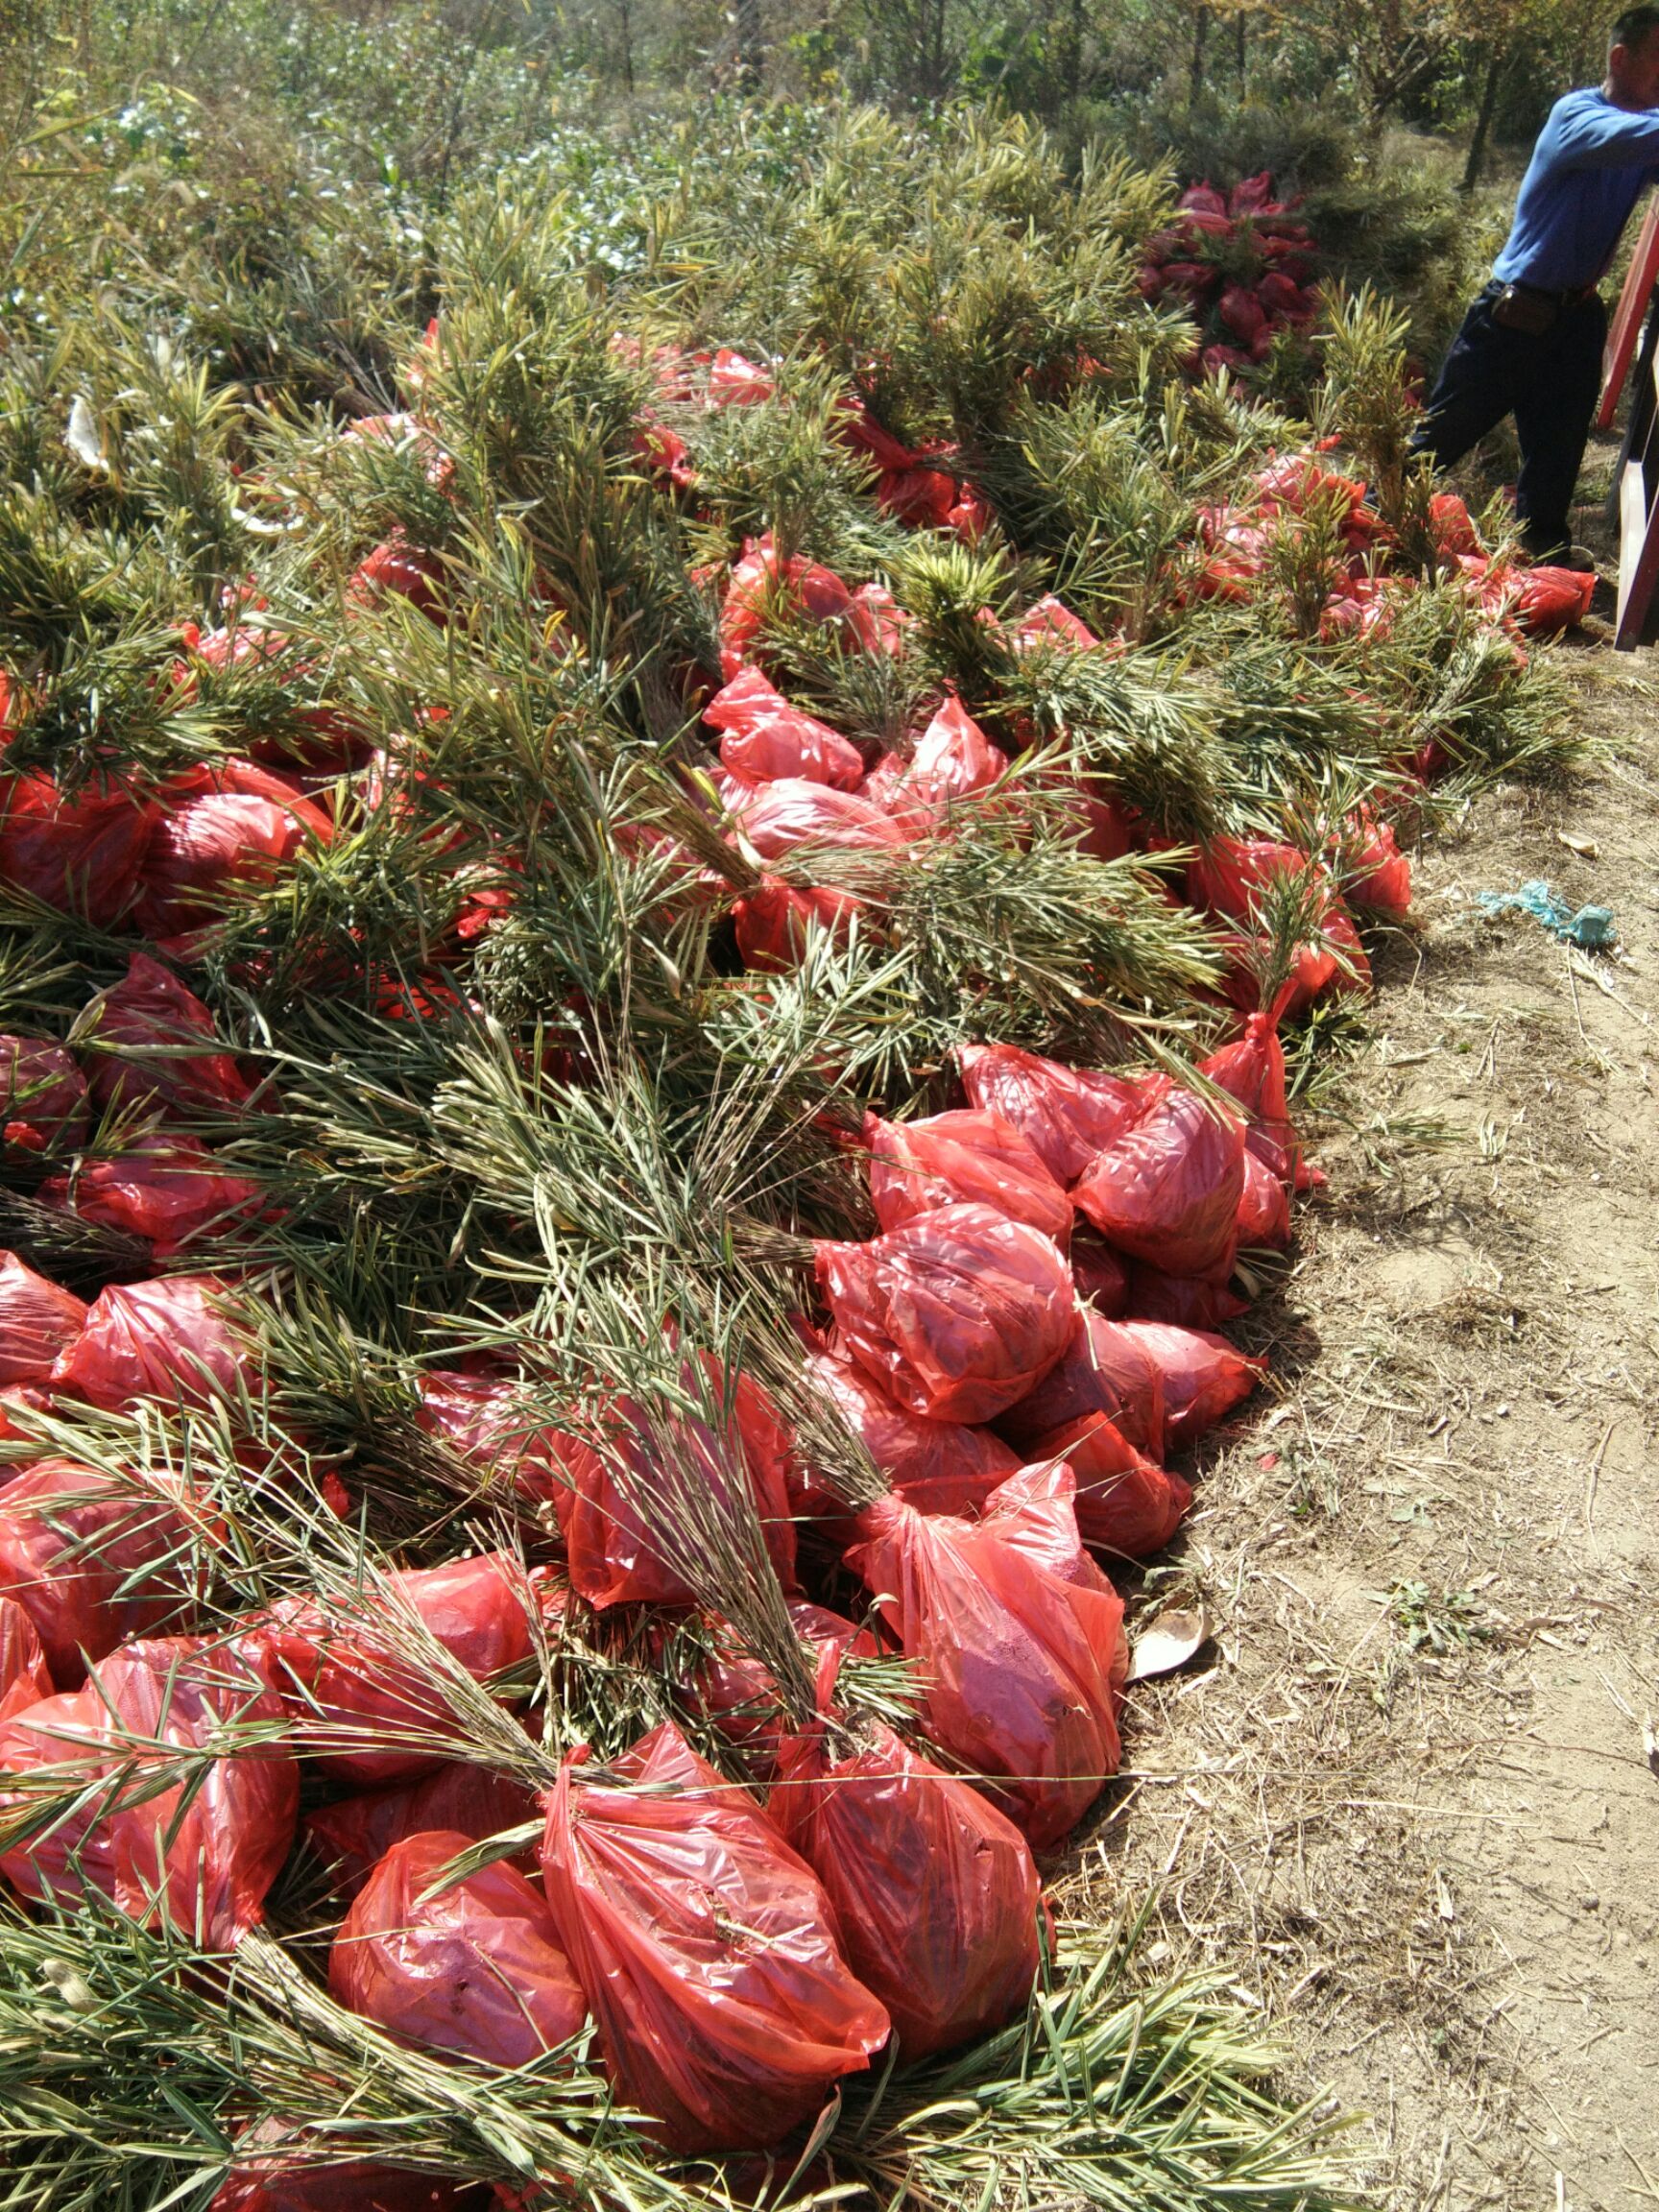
[{"left": 1519, "top": 526, "right": 1594, "bottom": 569}]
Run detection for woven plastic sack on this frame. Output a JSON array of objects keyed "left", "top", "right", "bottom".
[
  {"left": 733, "top": 878, "right": 865, "bottom": 971},
  {"left": 734, "top": 778, "right": 906, "bottom": 859},
  {"left": 1072, "top": 1087, "right": 1245, "bottom": 1281},
  {"left": 0, "top": 1597, "right": 51, "bottom": 1721},
  {"left": 539, "top": 1720, "right": 889, "bottom": 2153},
  {"left": 331, "top": 1828, "right": 587, "bottom": 2067},
  {"left": 1199, "top": 1011, "right": 1317, "bottom": 1191},
  {"left": 0, "top": 1252, "right": 86, "bottom": 1385},
  {"left": 995, "top": 1309, "right": 1166, "bottom": 1463},
  {"left": 0, "top": 1634, "right": 296, "bottom": 1947},
  {"left": 801, "top": 1352, "right": 1020, "bottom": 1521},
  {"left": 1116, "top": 1320, "right": 1264, "bottom": 1449},
  {"left": 769, "top": 1713, "right": 1041, "bottom": 2060},
  {"left": 306, "top": 1764, "right": 539, "bottom": 1903},
  {"left": 706, "top": 668, "right": 865, "bottom": 790},
  {"left": 75, "top": 954, "right": 253, "bottom": 1121},
  {"left": 50, "top": 1274, "right": 249, "bottom": 1411},
  {"left": 42, "top": 1135, "right": 262, "bottom": 1258},
  {"left": 0, "top": 1035, "right": 88, "bottom": 1155},
  {"left": 250, "top": 1551, "right": 539, "bottom": 1787},
  {"left": 816, "top": 1201, "right": 1075, "bottom": 1425},
  {"left": 0, "top": 1455, "right": 208, "bottom": 1683},
  {"left": 1015, "top": 1419, "right": 1190, "bottom": 1556},
  {"left": 863, "top": 1108, "right": 1073, "bottom": 1247},
  {"left": 958, "top": 1042, "right": 1148, "bottom": 1184},
  {"left": 845, "top": 1470, "right": 1122, "bottom": 1848},
  {"left": 0, "top": 773, "right": 156, "bottom": 926}
]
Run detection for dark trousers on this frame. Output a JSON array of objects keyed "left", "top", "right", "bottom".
[{"left": 1409, "top": 280, "right": 1607, "bottom": 558}]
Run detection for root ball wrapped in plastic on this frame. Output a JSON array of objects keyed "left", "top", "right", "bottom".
[
  {"left": 41, "top": 1135, "right": 263, "bottom": 1258},
  {"left": 0, "top": 1456, "right": 212, "bottom": 1684},
  {"left": 733, "top": 878, "right": 867, "bottom": 971},
  {"left": 0, "top": 773, "right": 157, "bottom": 927},
  {"left": 769, "top": 1712, "right": 1042, "bottom": 2060},
  {"left": 0, "top": 1035, "right": 88, "bottom": 1156},
  {"left": 1016, "top": 1418, "right": 1190, "bottom": 1557},
  {"left": 0, "top": 1252, "right": 86, "bottom": 1385},
  {"left": 330, "top": 1828, "right": 588, "bottom": 2068},
  {"left": 997, "top": 1308, "right": 1166, "bottom": 1463},
  {"left": 248, "top": 1551, "right": 540, "bottom": 1787},
  {"left": 816, "top": 1202, "right": 1075, "bottom": 1426},
  {"left": 0, "top": 1634, "right": 297, "bottom": 1947},
  {"left": 305, "top": 1764, "right": 539, "bottom": 1902},
  {"left": 706, "top": 666, "right": 866, "bottom": 790},
  {"left": 959, "top": 1041, "right": 1148, "bottom": 1185},
  {"left": 1117, "top": 1320, "right": 1265, "bottom": 1449},
  {"left": 0, "top": 1597, "right": 52, "bottom": 1721},
  {"left": 800, "top": 1353, "right": 1020, "bottom": 1521},
  {"left": 73, "top": 954, "right": 253, "bottom": 1121},
  {"left": 844, "top": 1466, "right": 1123, "bottom": 1848},
  {"left": 1072, "top": 1086, "right": 1245, "bottom": 1281},
  {"left": 862, "top": 1107, "right": 1073, "bottom": 1247},
  {"left": 1199, "top": 1011, "right": 1317, "bottom": 1191},
  {"left": 49, "top": 1274, "right": 251, "bottom": 1411},
  {"left": 538, "top": 1719, "right": 889, "bottom": 2153}
]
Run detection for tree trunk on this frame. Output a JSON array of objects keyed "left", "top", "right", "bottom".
[
  {"left": 1236, "top": 9, "right": 1246, "bottom": 83},
  {"left": 1190, "top": 3, "right": 1210, "bottom": 103},
  {"left": 618, "top": 0, "right": 634, "bottom": 96},
  {"left": 1462, "top": 46, "right": 1505, "bottom": 194},
  {"left": 733, "top": 0, "right": 764, "bottom": 92}
]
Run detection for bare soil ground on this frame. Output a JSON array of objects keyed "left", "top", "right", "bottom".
[{"left": 1073, "top": 647, "right": 1659, "bottom": 2210}]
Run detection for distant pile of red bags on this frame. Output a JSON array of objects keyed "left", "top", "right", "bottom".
[{"left": 1137, "top": 175, "right": 1321, "bottom": 378}]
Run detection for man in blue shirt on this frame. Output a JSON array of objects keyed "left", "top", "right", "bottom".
[{"left": 1413, "top": 5, "right": 1659, "bottom": 565}]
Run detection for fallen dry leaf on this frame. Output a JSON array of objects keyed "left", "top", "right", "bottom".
[{"left": 1128, "top": 1605, "right": 1210, "bottom": 1683}]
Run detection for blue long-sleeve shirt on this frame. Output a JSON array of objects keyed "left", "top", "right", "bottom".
[{"left": 1493, "top": 87, "right": 1659, "bottom": 290}]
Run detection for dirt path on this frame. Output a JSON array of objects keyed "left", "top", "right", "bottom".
[{"left": 1080, "top": 651, "right": 1659, "bottom": 2211}]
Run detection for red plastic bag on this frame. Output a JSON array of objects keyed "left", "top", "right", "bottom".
[
  {"left": 250, "top": 1551, "right": 539, "bottom": 1787},
  {"left": 539, "top": 1720, "right": 889, "bottom": 2154},
  {"left": 958, "top": 1042, "right": 1148, "bottom": 1184},
  {"left": 1186, "top": 833, "right": 1322, "bottom": 925},
  {"left": 0, "top": 1634, "right": 297, "bottom": 1947},
  {"left": 1072, "top": 1087, "right": 1245, "bottom": 1280},
  {"left": 1015, "top": 1418, "right": 1190, "bottom": 1555},
  {"left": 1429, "top": 492, "right": 1481, "bottom": 557},
  {"left": 862, "top": 1108, "right": 1073, "bottom": 1247},
  {"left": 1123, "top": 1264, "right": 1249, "bottom": 1329},
  {"left": 995, "top": 1309, "right": 1166, "bottom": 1462},
  {"left": 769, "top": 1714, "right": 1040, "bottom": 2060},
  {"left": 50, "top": 1274, "right": 249, "bottom": 1411},
  {"left": 708, "top": 348, "right": 775, "bottom": 406},
  {"left": 845, "top": 1470, "right": 1123, "bottom": 1848},
  {"left": 0, "top": 1252, "right": 86, "bottom": 1385},
  {"left": 815, "top": 1202, "right": 1075, "bottom": 1425},
  {"left": 1013, "top": 595, "right": 1101, "bottom": 652},
  {"left": 719, "top": 537, "right": 858, "bottom": 679},
  {"left": 210, "top": 2121, "right": 490, "bottom": 2212},
  {"left": 75, "top": 955, "right": 253, "bottom": 1121},
  {"left": 133, "top": 793, "right": 312, "bottom": 936},
  {"left": 305, "top": 1764, "right": 539, "bottom": 1903},
  {"left": 330, "top": 1828, "right": 587, "bottom": 2067},
  {"left": 1116, "top": 1320, "right": 1263, "bottom": 1448},
  {"left": 0, "top": 1596, "right": 51, "bottom": 1721},
  {"left": 0, "top": 773, "right": 156, "bottom": 926},
  {"left": 802, "top": 1352, "right": 1020, "bottom": 1520},
  {"left": 0, "top": 1455, "right": 210, "bottom": 1683},
  {"left": 1069, "top": 1228, "right": 1129, "bottom": 1315},
  {"left": 733, "top": 878, "right": 866, "bottom": 970},
  {"left": 733, "top": 778, "right": 906, "bottom": 858},
  {"left": 681, "top": 1599, "right": 876, "bottom": 1782},
  {"left": 1344, "top": 811, "right": 1411, "bottom": 917},
  {"left": 905, "top": 696, "right": 1007, "bottom": 808},
  {"left": 0, "top": 1035, "right": 88, "bottom": 1155},
  {"left": 42, "top": 1135, "right": 263, "bottom": 1258},
  {"left": 415, "top": 1370, "right": 570, "bottom": 1504},
  {"left": 550, "top": 1368, "right": 799, "bottom": 1610},
  {"left": 1510, "top": 564, "right": 1595, "bottom": 637},
  {"left": 1198, "top": 1012, "right": 1316, "bottom": 1190},
  {"left": 1236, "top": 1147, "right": 1292, "bottom": 1249},
  {"left": 348, "top": 535, "right": 447, "bottom": 624},
  {"left": 706, "top": 668, "right": 865, "bottom": 790}
]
